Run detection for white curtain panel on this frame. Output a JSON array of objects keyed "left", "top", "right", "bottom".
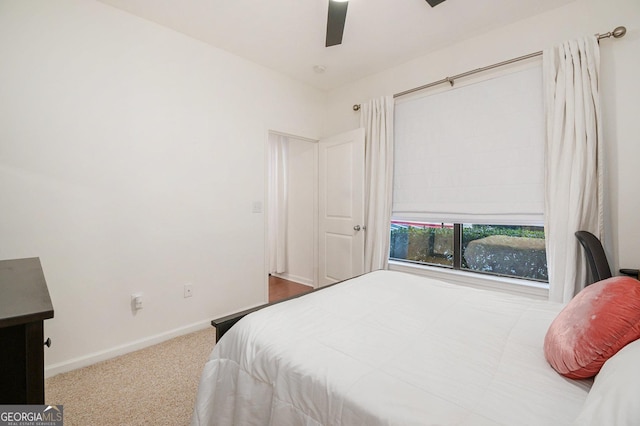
[
  {"left": 360, "top": 96, "right": 394, "bottom": 272},
  {"left": 543, "top": 37, "right": 603, "bottom": 303},
  {"left": 267, "top": 133, "right": 289, "bottom": 274}
]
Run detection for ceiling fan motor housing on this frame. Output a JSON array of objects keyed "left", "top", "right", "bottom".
[{"left": 326, "top": 0, "right": 447, "bottom": 47}]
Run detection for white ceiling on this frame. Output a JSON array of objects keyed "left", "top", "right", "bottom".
[{"left": 97, "top": 0, "right": 575, "bottom": 91}]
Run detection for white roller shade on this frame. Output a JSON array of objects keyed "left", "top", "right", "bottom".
[{"left": 393, "top": 66, "right": 544, "bottom": 225}]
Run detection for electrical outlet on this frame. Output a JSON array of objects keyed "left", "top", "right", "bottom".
[{"left": 184, "top": 284, "right": 193, "bottom": 298}]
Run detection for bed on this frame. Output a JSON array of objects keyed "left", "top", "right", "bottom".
[{"left": 192, "top": 270, "right": 640, "bottom": 425}]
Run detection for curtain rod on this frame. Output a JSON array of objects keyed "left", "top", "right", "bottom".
[{"left": 352, "top": 26, "right": 626, "bottom": 111}]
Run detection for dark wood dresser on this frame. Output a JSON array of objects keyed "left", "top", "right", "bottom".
[{"left": 0, "top": 257, "right": 54, "bottom": 404}]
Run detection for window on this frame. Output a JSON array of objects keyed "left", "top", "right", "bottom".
[
  {"left": 390, "top": 221, "right": 547, "bottom": 282},
  {"left": 392, "top": 66, "right": 546, "bottom": 284},
  {"left": 390, "top": 221, "right": 454, "bottom": 267}
]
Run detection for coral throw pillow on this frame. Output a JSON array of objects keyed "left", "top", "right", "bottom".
[{"left": 544, "top": 276, "right": 640, "bottom": 379}]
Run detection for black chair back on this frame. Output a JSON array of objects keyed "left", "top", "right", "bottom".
[{"left": 575, "top": 230, "right": 612, "bottom": 285}]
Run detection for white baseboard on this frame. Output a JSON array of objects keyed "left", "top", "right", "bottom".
[
  {"left": 44, "top": 319, "right": 213, "bottom": 378},
  {"left": 272, "top": 272, "right": 314, "bottom": 287}
]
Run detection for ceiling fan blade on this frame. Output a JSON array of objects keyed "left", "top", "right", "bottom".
[
  {"left": 326, "top": 1, "right": 348, "bottom": 47},
  {"left": 425, "top": 0, "right": 447, "bottom": 7}
]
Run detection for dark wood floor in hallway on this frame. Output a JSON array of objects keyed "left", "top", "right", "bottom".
[{"left": 269, "top": 275, "right": 313, "bottom": 303}]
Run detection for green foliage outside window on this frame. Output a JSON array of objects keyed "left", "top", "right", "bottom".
[{"left": 462, "top": 225, "right": 544, "bottom": 243}]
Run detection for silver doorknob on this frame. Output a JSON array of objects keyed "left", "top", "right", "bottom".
[{"left": 353, "top": 225, "right": 361, "bottom": 231}]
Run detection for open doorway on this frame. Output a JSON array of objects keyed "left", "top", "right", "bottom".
[{"left": 266, "top": 132, "right": 318, "bottom": 290}]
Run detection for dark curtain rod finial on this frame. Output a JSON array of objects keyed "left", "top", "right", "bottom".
[
  {"left": 596, "top": 26, "right": 627, "bottom": 40},
  {"left": 610, "top": 26, "right": 626, "bottom": 39},
  {"left": 353, "top": 104, "right": 361, "bottom": 111}
]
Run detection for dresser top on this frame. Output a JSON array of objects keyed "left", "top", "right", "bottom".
[{"left": 0, "top": 258, "right": 54, "bottom": 328}]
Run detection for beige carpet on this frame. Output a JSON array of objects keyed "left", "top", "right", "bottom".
[{"left": 45, "top": 327, "right": 217, "bottom": 426}]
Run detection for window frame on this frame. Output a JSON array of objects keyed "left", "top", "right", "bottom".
[
  {"left": 388, "top": 259, "right": 549, "bottom": 299},
  {"left": 389, "top": 221, "right": 549, "bottom": 297}
]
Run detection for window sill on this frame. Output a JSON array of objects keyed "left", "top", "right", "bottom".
[{"left": 388, "top": 260, "right": 549, "bottom": 300}]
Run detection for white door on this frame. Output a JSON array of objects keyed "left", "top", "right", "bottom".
[{"left": 318, "top": 128, "right": 365, "bottom": 287}]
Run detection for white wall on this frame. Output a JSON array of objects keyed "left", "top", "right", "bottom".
[
  {"left": 324, "top": 0, "right": 640, "bottom": 275},
  {"left": 0, "top": 0, "right": 325, "bottom": 375}
]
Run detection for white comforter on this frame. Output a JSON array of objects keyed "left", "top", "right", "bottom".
[{"left": 192, "top": 270, "right": 591, "bottom": 425}]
